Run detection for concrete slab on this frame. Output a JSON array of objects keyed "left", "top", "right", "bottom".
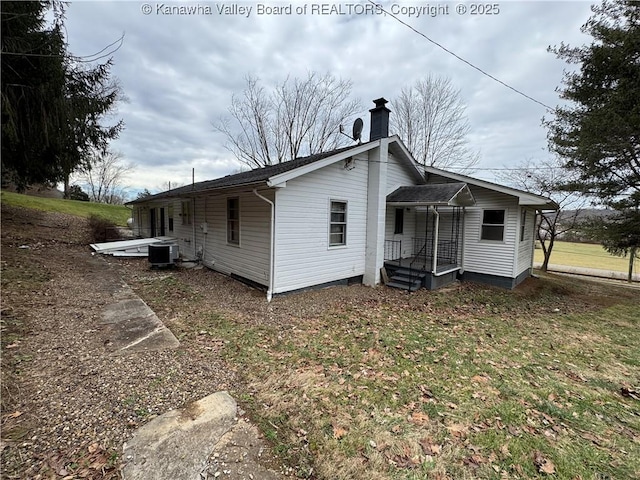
[
  {"left": 102, "top": 296, "right": 179, "bottom": 353},
  {"left": 121, "top": 392, "right": 238, "bottom": 480}
]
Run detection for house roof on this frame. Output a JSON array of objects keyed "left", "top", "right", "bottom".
[
  {"left": 128, "top": 136, "right": 424, "bottom": 204},
  {"left": 386, "top": 183, "right": 476, "bottom": 207},
  {"left": 424, "top": 166, "right": 559, "bottom": 210},
  {"left": 128, "top": 144, "right": 363, "bottom": 204}
]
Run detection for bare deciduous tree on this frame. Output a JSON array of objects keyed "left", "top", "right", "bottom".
[
  {"left": 391, "top": 75, "right": 479, "bottom": 171},
  {"left": 498, "top": 157, "right": 588, "bottom": 271},
  {"left": 156, "top": 181, "right": 184, "bottom": 193},
  {"left": 214, "top": 72, "right": 361, "bottom": 169},
  {"left": 78, "top": 151, "right": 134, "bottom": 204}
]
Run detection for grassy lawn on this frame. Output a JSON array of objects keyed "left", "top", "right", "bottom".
[
  {"left": 0, "top": 191, "right": 130, "bottom": 226},
  {"left": 143, "top": 274, "right": 639, "bottom": 480},
  {"left": 535, "top": 241, "right": 635, "bottom": 273}
]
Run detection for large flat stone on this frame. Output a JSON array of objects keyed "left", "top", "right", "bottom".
[
  {"left": 122, "top": 392, "right": 238, "bottom": 480},
  {"left": 102, "top": 298, "right": 179, "bottom": 353}
]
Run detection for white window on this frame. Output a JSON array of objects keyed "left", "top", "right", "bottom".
[
  {"left": 168, "top": 204, "right": 174, "bottom": 232},
  {"left": 227, "top": 197, "right": 240, "bottom": 245},
  {"left": 181, "top": 201, "right": 191, "bottom": 225},
  {"left": 481, "top": 209, "right": 505, "bottom": 241},
  {"left": 329, "top": 201, "right": 347, "bottom": 246},
  {"left": 520, "top": 210, "right": 527, "bottom": 242}
]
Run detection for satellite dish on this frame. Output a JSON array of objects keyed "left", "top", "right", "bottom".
[{"left": 352, "top": 118, "right": 364, "bottom": 143}]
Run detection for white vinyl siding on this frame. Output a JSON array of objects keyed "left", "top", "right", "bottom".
[
  {"left": 386, "top": 152, "right": 420, "bottom": 194},
  {"left": 516, "top": 207, "right": 536, "bottom": 277},
  {"left": 385, "top": 205, "right": 416, "bottom": 258},
  {"left": 181, "top": 200, "right": 192, "bottom": 225},
  {"left": 460, "top": 187, "right": 518, "bottom": 278},
  {"left": 132, "top": 206, "right": 148, "bottom": 237},
  {"left": 170, "top": 199, "right": 196, "bottom": 258},
  {"left": 168, "top": 204, "right": 174, "bottom": 232},
  {"left": 201, "top": 190, "right": 272, "bottom": 286},
  {"left": 273, "top": 159, "right": 369, "bottom": 293},
  {"left": 383, "top": 152, "right": 422, "bottom": 260}
]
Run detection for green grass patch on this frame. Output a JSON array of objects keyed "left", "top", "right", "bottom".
[
  {"left": 125, "top": 267, "right": 639, "bottom": 479},
  {"left": 1, "top": 191, "right": 130, "bottom": 226},
  {"left": 535, "top": 240, "right": 637, "bottom": 273},
  {"left": 201, "top": 279, "right": 639, "bottom": 479}
]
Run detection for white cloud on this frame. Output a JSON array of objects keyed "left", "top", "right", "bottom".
[{"left": 64, "top": 0, "right": 595, "bottom": 192}]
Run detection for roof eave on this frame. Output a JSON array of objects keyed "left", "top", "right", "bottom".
[
  {"left": 425, "top": 166, "right": 558, "bottom": 211},
  {"left": 266, "top": 141, "right": 380, "bottom": 186}
]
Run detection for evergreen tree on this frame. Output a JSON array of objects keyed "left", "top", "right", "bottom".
[
  {"left": 1, "top": 1, "right": 123, "bottom": 193},
  {"left": 546, "top": 0, "right": 639, "bottom": 280}
]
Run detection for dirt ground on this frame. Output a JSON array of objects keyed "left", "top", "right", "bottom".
[{"left": 0, "top": 205, "right": 289, "bottom": 479}]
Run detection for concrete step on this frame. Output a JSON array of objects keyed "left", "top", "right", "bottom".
[
  {"left": 387, "top": 280, "right": 421, "bottom": 292},
  {"left": 393, "top": 268, "right": 427, "bottom": 279}
]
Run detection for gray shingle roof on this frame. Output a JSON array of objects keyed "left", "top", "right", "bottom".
[
  {"left": 129, "top": 143, "right": 366, "bottom": 204},
  {"left": 386, "top": 183, "right": 475, "bottom": 206}
]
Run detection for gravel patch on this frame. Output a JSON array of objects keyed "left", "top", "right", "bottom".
[
  {"left": 1, "top": 204, "right": 411, "bottom": 479},
  {"left": 1, "top": 206, "right": 238, "bottom": 478}
]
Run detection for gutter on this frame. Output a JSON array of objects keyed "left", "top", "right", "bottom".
[{"left": 253, "top": 189, "right": 275, "bottom": 302}]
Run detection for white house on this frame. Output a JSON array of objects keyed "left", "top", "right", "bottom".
[{"left": 129, "top": 98, "right": 558, "bottom": 299}]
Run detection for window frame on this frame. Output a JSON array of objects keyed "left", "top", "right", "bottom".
[
  {"left": 520, "top": 209, "right": 527, "bottom": 242},
  {"left": 168, "top": 204, "right": 174, "bottom": 232},
  {"left": 329, "top": 200, "right": 347, "bottom": 248},
  {"left": 394, "top": 207, "right": 404, "bottom": 235},
  {"left": 480, "top": 209, "right": 505, "bottom": 242},
  {"left": 226, "top": 197, "right": 240, "bottom": 245},
  {"left": 181, "top": 201, "right": 192, "bottom": 225}
]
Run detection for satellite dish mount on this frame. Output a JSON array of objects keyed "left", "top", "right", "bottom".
[{"left": 339, "top": 118, "right": 364, "bottom": 144}]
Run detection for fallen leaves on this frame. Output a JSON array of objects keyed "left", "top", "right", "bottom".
[
  {"left": 419, "top": 438, "right": 442, "bottom": 456},
  {"left": 332, "top": 424, "right": 348, "bottom": 440},
  {"left": 620, "top": 385, "right": 639, "bottom": 400},
  {"left": 446, "top": 423, "right": 469, "bottom": 438},
  {"left": 408, "top": 411, "right": 430, "bottom": 426},
  {"left": 533, "top": 450, "right": 556, "bottom": 475},
  {"left": 471, "top": 374, "right": 491, "bottom": 384}
]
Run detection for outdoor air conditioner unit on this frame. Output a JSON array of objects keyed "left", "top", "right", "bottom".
[{"left": 148, "top": 244, "right": 179, "bottom": 267}]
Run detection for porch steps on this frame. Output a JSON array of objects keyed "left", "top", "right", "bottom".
[{"left": 387, "top": 268, "right": 425, "bottom": 292}]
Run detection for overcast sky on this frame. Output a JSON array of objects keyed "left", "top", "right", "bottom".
[{"left": 63, "top": 1, "right": 595, "bottom": 194}]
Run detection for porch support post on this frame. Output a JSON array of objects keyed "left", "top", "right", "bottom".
[
  {"left": 364, "top": 139, "right": 388, "bottom": 286},
  {"left": 431, "top": 206, "right": 440, "bottom": 274}
]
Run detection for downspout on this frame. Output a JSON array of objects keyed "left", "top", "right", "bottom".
[
  {"left": 431, "top": 206, "right": 439, "bottom": 274},
  {"left": 253, "top": 189, "right": 275, "bottom": 302},
  {"left": 531, "top": 209, "right": 537, "bottom": 275},
  {"left": 192, "top": 197, "right": 197, "bottom": 261},
  {"left": 460, "top": 206, "right": 466, "bottom": 274},
  {"left": 202, "top": 197, "right": 207, "bottom": 265}
]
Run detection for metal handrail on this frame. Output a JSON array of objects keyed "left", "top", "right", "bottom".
[{"left": 408, "top": 241, "right": 428, "bottom": 290}]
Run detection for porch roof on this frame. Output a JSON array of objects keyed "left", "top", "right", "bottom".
[{"left": 386, "top": 183, "right": 475, "bottom": 207}]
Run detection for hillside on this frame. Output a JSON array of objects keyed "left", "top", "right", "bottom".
[{"left": 1, "top": 191, "right": 130, "bottom": 226}]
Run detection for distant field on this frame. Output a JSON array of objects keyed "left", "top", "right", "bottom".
[
  {"left": 535, "top": 240, "right": 636, "bottom": 273},
  {"left": 1, "top": 191, "right": 131, "bottom": 226}
]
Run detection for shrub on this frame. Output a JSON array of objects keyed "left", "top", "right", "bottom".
[
  {"left": 68, "top": 185, "right": 89, "bottom": 201},
  {"left": 88, "top": 214, "right": 122, "bottom": 243}
]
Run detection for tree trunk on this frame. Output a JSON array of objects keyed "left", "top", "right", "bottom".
[
  {"left": 629, "top": 246, "right": 637, "bottom": 283},
  {"left": 63, "top": 173, "right": 70, "bottom": 199},
  {"left": 542, "top": 238, "right": 555, "bottom": 272}
]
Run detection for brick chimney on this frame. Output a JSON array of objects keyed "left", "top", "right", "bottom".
[{"left": 369, "top": 97, "right": 390, "bottom": 141}]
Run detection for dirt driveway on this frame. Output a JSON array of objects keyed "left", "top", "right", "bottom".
[{"left": 0, "top": 205, "right": 288, "bottom": 479}]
